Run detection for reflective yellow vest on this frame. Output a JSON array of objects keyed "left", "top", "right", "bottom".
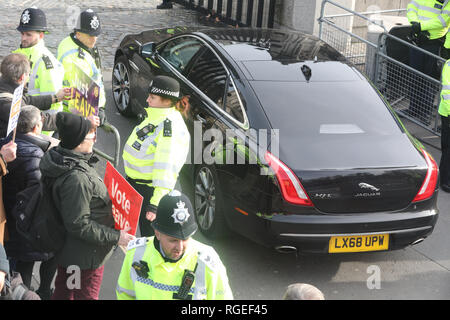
[
  {"left": 407, "top": 0, "right": 450, "bottom": 41},
  {"left": 116, "top": 237, "right": 233, "bottom": 300},
  {"left": 122, "top": 106, "right": 190, "bottom": 208},
  {"left": 439, "top": 59, "right": 450, "bottom": 116},
  {"left": 13, "top": 40, "right": 64, "bottom": 135},
  {"left": 57, "top": 35, "right": 105, "bottom": 115}
]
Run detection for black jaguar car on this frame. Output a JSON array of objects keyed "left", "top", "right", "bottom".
[{"left": 113, "top": 27, "right": 439, "bottom": 254}]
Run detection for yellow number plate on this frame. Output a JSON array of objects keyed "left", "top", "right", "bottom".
[{"left": 329, "top": 234, "right": 389, "bottom": 253}]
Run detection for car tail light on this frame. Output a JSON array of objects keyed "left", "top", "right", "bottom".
[
  {"left": 412, "top": 149, "right": 438, "bottom": 203},
  {"left": 265, "top": 151, "right": 313, "bottom": 207}
]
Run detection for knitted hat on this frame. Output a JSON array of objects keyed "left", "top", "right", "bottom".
[
  {"left": 152, "top": 191, "right": 198, "bottom": 240},
  {"left": 148, "top": 75, "right": 181, "bottom": 101},
  {"left": 56, "top": 113, "right": 92, "bottom": 150}
]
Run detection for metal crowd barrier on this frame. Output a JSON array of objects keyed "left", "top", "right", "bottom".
[
  {"left": 93, "top": 121, "right": 121, "bottom": 168},
  {"left": 318, "top": 0, "right": 446, "bottom": 139}
]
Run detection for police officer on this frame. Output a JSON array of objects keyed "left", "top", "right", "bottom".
[
  {"left": 438, "top": 59, "right": 450, "bottom": 193},
  {"left": 407, "top": 0, "right": 450, "bottom": 124},
  {"left": 57, "top": 9, "right": 106, "bottom": 124},
  {"left": 13, "top": 7, "right": 66, "bottom": 136},
  {"left": 122, "top": 76, "right": 190, "bottom": 237},
  {"left": 116, "top": 191, "right": 233, "bottom": 300}
]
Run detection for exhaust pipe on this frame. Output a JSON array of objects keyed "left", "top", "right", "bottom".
[
  {"left": 275, "top": 246, "right": 298, "bottom": 254},
  {"left": 410, "top": 238, "right": 425, "bottom": 246}
]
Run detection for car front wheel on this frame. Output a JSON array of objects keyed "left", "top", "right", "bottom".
[{"left": 112, "top": 56, "right": 133, "bottom": 116}]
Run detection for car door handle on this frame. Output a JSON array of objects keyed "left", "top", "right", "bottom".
[
  {"left": 196, "top": 114, "right": 207, "bottom": 124},
  {"left": 129, "top": 60, "right": 140, "bottom": 73}
]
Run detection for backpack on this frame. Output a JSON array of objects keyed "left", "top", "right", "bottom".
[{"left": 12, "top": 165, "right": 87, "bottom": 254}]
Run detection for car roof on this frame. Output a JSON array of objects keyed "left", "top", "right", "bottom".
[{"left": 199, "top": 28, "right": 346, "bottom": 63}]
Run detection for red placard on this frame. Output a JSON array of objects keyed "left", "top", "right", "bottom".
[{"left": 104, "top": 161, "right": 142, "bottom": 236}]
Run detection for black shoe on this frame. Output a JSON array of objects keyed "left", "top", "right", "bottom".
[
  {"left": 157, "top": 2, "right": 173, "bottom": 9},
  {"left": 440, "top": 184, "right": 450, "bottom": 193}
]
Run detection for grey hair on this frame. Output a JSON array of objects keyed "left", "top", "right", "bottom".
[
  {"left": 283, "top": 283, "right": 325, "bottom": 300},
  {"left": 0, "top": 53, "right": 31, "bottom": 83},
  {"left": 17, "top": 105, "right": 41, "bottom": 134}
]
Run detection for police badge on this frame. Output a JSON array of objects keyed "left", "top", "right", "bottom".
[
  {"left": 21, "top": 10, "right": 31, "bottom": 24},
  {"left": 90, "top": 16, "right": 100, "bottom": 30},
  {"left": 172, "top": 201, "right": 190, "bottom": 225}
]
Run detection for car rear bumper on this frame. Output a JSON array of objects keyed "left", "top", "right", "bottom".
[{"left": 252, "top": 201, "right": 439, "bottom": 254}]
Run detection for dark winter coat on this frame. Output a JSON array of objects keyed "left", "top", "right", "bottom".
[
  {"left": 0, "top": 76, "right": 56, "bottom": 138},
  {"left": 39, "top": 146, "right": 120, "bottom": 270},
  {"left": 2, "top": 133, "right": 51, "bottom": 262}
]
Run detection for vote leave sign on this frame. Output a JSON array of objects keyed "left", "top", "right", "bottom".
[{"left": 104, "top": 162, "right": 142, "bottom": 236}]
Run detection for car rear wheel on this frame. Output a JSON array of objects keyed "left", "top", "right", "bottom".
[
  {"left": 112, "top": 56, "right": 133, "bottom": 116},
  {"left": 194, "top": 165, "right": 227, "bottom": 238}
]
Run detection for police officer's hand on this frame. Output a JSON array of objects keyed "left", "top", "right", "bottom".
[
  {"left": 1, "top": 141, "right": 17, "bottom": 163},
  {"left": 146, "top": 211, "right": 156, "bottom": 222},
  {"left": 118, "top": 226, "right": 135, "bottom": 247},
  {"left": 411, "top": 21, "right": 421, "bottom": 35}
]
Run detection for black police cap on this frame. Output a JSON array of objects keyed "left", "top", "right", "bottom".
[
  {"left": 17, "top": 7, "right": 48, "bottom": 33},
  {"left": 152, "top": 191, "right": 198, "bottom": 240},
  {"left": 74, "top": 9, "right": 102, "bottom": 36},
  {"left": 148, "top": 75, "right": 181, "bottom": 101}
]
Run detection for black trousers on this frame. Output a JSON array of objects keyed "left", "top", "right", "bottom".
[
  {"left": 440, "top": 115, "right": 450, "bottom": 186},
  {"left": 408, "top": 40, "right": 442, "bottom": 124},
  {"left": 126, "top": 177, "right": 155, "bottom": 237}
]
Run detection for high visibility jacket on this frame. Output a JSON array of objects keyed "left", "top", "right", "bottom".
[
  {"left": 116, "top": 237, "right": 233, "bottom": 300},
  {"left": 57, "top": 35, "right": 105, "bottom": 115},
  {"left": 407, "top": 0, "right": 450, "bottom": 40},
  {"left": 439, "top": 59, "right": 450, "bottom": 116},
  {"left": 13, "top": 40, "right": 64, "bottom": 135},
  {"left": 122, "top": 106, "right": 190, "bottom": 209}
]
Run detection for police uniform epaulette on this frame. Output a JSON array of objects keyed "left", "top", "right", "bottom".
[
  {"left": 163, "top": 118, "right": 172, "bottom": 137},
  {"left": 126, "top": 237, "right": 149, "bottom": 251},
  {"left": 42, "top": 55, "right": 53, "bottom": 69},
  {"left": 197, "top": 248, "right": 219, "bottom": 271}
]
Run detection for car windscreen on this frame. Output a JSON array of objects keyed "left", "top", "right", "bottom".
[{"left": 250, "top": 80, "right": 402, "bottom": 138}]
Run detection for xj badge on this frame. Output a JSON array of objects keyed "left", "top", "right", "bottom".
[{"left": 172, "top": 201, "right": 190, "bottom": 225}]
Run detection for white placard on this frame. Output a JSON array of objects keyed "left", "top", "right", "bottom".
[{"left": 6, "top": 83, "right": 24, "bottom": 138}]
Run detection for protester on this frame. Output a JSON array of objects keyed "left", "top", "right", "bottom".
[
  {"left": 39, "top": 112, "right": 134, "bottom": 300},
  {"left": 2, "top": 105, "right": 56, "bottom": 299},
  {"left": 0, "top": 53, "right": 70, "bottom": 138},
  {"left": 116, "top": 191, "right": 233, "bottom": 300},
  {"left": 283, "top": 283, "right": 325, "bottom": 300},
  {"left": 13, "top": 7, "right": 65, "bottom": 136}
]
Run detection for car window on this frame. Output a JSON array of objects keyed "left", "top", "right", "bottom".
[
  {"left": 158, "top": 36, "right": 203, "bottom": 72},
  {"left": 221, "top": 79, "right": 245, "bottom": 124},
  {"left": 187, "top": 48, "right": 227, "bottom": 109}
]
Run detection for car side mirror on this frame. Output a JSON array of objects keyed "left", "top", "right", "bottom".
[{"left": 141, "top": 42, "right": 156, "bottom": 59}]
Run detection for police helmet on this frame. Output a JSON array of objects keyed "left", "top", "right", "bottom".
[
  {"left": 148, "top": 75, "right": 181, "bottom": 101},
  {"left": 152, "top": 191, "right": 198, "bottom": 240},
  {"left": 74, "top": 9, "right": 102, "bottom": 36},
  {"left": 17, "top": 7, "right": 48, "bottom": 33}
]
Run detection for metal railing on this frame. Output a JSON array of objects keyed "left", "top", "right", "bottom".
[
  {"left": 173, "top": 0, "right": 277, "bottom": 28},
  {"left": 318, "top": 0, "right": 445, "bottom": 138}
]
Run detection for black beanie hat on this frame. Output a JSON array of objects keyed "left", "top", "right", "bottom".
[
  {"left": 56, "top": 113, "right": 92, "bottom": 150},
  {"left": 152, "top": 191, "right": 198, "bottom": 240}
]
